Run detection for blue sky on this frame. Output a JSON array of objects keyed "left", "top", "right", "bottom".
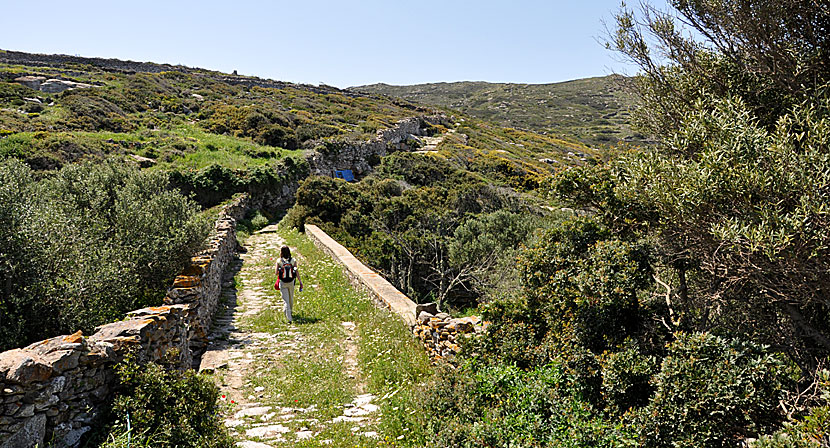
[{"left": 0, "top": 0, "right": 670, "bottom": 88}]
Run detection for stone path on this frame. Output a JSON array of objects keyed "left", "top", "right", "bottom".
[
  {"left": 414, "top": 129, "right": 456, "bottom": 154},
  {"left": 198, "top": 224, "right": 382, "bottom": 447}
]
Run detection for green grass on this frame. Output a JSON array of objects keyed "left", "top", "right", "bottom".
[
  {"left": 238, "top": 223, "right": 431, "bottom": 447},
  {"left": 154, "top": 123, "right": 304, "bottom": 171}
]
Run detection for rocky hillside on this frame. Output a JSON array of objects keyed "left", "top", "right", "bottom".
[
  {"left": 0, "top": 50, "right": 601, "bottom": 203},
  {"left": 351, "top": 75, "right": 647, "bottom": 147}
]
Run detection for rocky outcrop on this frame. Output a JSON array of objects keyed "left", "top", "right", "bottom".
[
  {"left": 307, "top": 114, "right": 450, "bottom": 179},
  {"left": 0, "top": 195, "right": 251, "bottom": 448},
  {"left": 14, "top": 76, "right": 94, "bottom": 93}
]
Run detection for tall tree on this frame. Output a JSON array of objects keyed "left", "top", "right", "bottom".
[{"left": 554, "top": 0, "right": 830, "bottom": 371}]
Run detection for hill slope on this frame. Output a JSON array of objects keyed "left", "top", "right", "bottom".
[
  {"left": 0, "top": 50, "right": 599, "bottom": 198},
  {"left": 351, "top": 75, "right": 646, "bottom": 147}
]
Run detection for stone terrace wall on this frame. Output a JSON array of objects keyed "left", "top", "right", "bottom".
[
  {"left": 304, "top": 224, "right": 483, "bottom": 364},
  {"left": 412, "top": 311, "right": 482, "bottom": 362},
  {"left": 0, "top": 194, "right": 250, "bottom": 448},
  {"left": 307, "top": 114, "right": 450, "bottom": 179}
]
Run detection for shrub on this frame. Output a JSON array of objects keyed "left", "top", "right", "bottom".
[
  {"left": 60, "top": 90, "right": 133, "bottom": 132},
  {"left": 600, "top": 343, "right": 658, "bottom": 416},
  {"left": 171, "top": 156, "right": 308, "bottom": 208},
  {"left": 422, "top": 362, "right": 637, "bottom": 448},
  {"left": 91, "top": 359, "right": 233, "bottom": 448},
  {"left": 573, "top": 239, "right": 652, "bottom": 352},
  {"left": 638, "top": 332, "right": 787, "bottom": 447},
  {"left": 250, "top": 210, "right": 269, "bottom": 229},
  {"left": 236, "top": 209, "right": 270, "bottom": 244},
  {"left": 0, "top": 159, "right": 209, "bottom": 351},
  {"left": 0, "top": 82, "right": 30, "bottom": 104}
]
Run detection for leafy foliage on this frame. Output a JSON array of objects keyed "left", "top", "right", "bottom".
[
  {"left": 423, "top": 2, "right": 830, "bottom": 445},
  {"left": 287, "top": 152, "right": 535, "bottom": 309},
  {"left": 637, "top": 333, "right": 786, "bottom": 447},
  {"left": 90, "top": 359, "right": 233, "bottom": 448},
  {"left": 423, "top": 362, "right": 637, "bottom": 448},
  {"left": 0, "top": 159, "right": 209, "bottom": 351}
]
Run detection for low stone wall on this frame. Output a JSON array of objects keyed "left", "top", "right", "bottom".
[
  {"left": 305, "top": 224, "right": 417, "bottom": 327},
  {"left": 0, "top": 195, "right": 250, "bottom": 448},
  {"left": 304, "top": 224, "right": 482, "bottom": 364},
  {"left": 413, "top": 312, "right": 483, "bottom": 362},
  {"left": 307, "top": 114, "right": 449, "bottom": 179}
]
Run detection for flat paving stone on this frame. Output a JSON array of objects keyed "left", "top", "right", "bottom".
[{"left": 245, "top": 424, "right": 290, "bottom": 438}]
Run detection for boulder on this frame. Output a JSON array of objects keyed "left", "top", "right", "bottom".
[
  {"left": 13, "top": 76, "right": 46, "bottom": 90},
  {"left": 128, "top": 154, "right": 156, "bottom": 168},
  {"left": 39, "top": 79, "right": 93, "bottom": 94},
  {"left": 417, "top": 311, "right": 434, "bottom": 324},
  {"left": 415, "top": 302, "right": 438, "bottom": 318}
]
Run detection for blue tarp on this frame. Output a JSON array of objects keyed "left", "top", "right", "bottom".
[{"left": 334, "top": 169, "right": 355, "bottom": 182}]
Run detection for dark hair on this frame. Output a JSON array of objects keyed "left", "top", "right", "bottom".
[{"left": 280, "top": 246, "right": 291, "bottom": 259}]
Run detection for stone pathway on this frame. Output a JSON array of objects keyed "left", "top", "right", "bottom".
[
  {"left": 198, "top": 224, "right": 382, "bottom": 447},
  {"left": 414, "top": 129, "right": 455, "bottom": 154}
]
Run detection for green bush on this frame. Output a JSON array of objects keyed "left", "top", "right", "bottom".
[
  {"left": 170, "top": 156, "right": 307, "bottom": 208},
  {"left": 638, "top": 332, "right": 787, "bottom": 447},
  {"left": 0, "top": 159, "right": 210, "bottom": 351},
  {"left": 60, "top": 90, "right": 133, "bottom": 132},
  {"left": 250, "top": 210, "right": 269, "bottom": 229},
  {"left": 0, "top": 82, "right": 31, "bottom": 104},
  {"left": 90, "top": 359, "right": 233, "bottom": 448},
  {"left": 422, "top": 362, "right": 637, "bottom": 448},
  {"left": 600, "top": 343, "right": 657, "bottom": 416},
  {"left": 236, "top": 209, "right": 271, "bottom": 244},
  {"left": 573, "top": 239, "right": 652, "bottom": 352}
]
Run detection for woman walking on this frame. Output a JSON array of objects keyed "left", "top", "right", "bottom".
[{"left": 275, "top": 245, "right": 303, "bottom": 323}]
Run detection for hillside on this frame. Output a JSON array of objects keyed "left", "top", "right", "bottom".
[
  {"left": 0, "top": 50, "right": 601, "bottom": 204},
  {"left": 351, "top": 75, "right": 647, "bottom": 147}
]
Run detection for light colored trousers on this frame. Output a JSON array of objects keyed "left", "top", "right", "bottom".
[{"left": 279, "top": 280, "right": 295, "bottom": 322}]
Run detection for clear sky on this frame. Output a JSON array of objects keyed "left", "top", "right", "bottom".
[{"left": 0, "top": 0, "right": 669, "bottom": 88}]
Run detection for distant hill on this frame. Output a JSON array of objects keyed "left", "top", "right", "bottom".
[{"left": 351, "top": 75, "right": 647, "bottom": 147}]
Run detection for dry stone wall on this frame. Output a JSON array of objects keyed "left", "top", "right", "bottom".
[
  {"left": 0, "top": 113, "right": 453, "bottom": 447},
  {"left": 307, "top": 114, "right": 450, "bottom": 179},
  {"left": 0, "top": 194, "right": 251, "bottom": 448},
  {"left": 304, "top": 224, "right": 484, "bottom": 364},
  {"left": 413, "top": 309, "right": 484, "bottom": 362}
]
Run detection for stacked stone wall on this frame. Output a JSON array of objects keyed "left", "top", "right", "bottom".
[
  {"left": 304, "top": 224, "right": 483, "bottom": 365},
  {"left": 307, "top": 114, "right": 450, "bottom": 179},
  {"left": 413, "top": 311, "right": 483, "bottom": 362},
  {"left": 0, "top": 194, "right": 251, "bottom": 448}
]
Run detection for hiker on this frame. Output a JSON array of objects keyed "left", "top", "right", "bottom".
[{"left": 275, "top": 245, "right": 303, "bottom": 323}]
